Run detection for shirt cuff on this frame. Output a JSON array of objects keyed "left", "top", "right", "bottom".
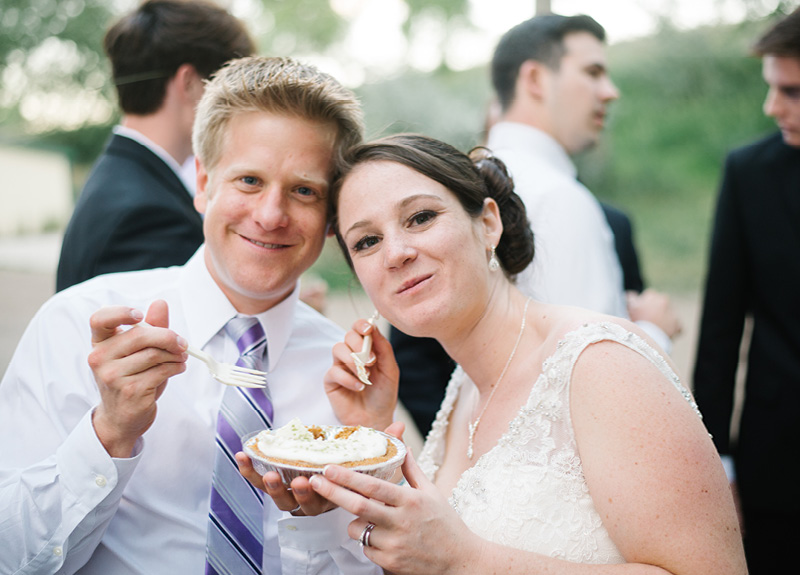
[
  {"left": 277, "top": 506, "right": 353, "bottom": 552},
  {"left": 57, "top": 409, "right": 142, "bottom": 509},
  {"left": 635, "top": 320, "right": 672, "bottom": 355}
]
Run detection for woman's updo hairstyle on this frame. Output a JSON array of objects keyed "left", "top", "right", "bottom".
[
  {"left": 331, "top": 133, "right": 534, "bottom": 277},
  {"left": 469, "top": 146, "right": 534, "bottom": 276}
]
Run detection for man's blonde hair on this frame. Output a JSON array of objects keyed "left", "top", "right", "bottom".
[{"left": 193, "top": 56, "right": 364, "bottom": 175}]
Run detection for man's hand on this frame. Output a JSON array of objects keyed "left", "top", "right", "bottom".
[
  {"left": 88, "top": 300, "right": 188, "bottom": 457},
  {"left": 627, "top": 289, "right": 683, "bottom": 339}
]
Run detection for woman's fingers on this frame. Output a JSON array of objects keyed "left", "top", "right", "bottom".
[
  {"left": 400, "top": 449, "right": 426, "bottom": 490},
  {"left": 324, "top": 362, "right": 367, "bottom": 393},
  {"left": 312, "top": 465, "right": 407, "bottom": 511}
]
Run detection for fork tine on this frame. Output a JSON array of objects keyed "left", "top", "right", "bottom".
[
  {"left": 216, "top": 376, "right": 266, "bottom": 389},
  {"left": 230, "top": 366, "right": 269, "bottom": 376},
  {"left": 225, "top": 371, "right": 268, "bottom": 386},
  {"left": 230, "top": 375, "right": 268, "bottom": 386}
]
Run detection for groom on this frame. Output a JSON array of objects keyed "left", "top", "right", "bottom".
[{"left": 0, "top": 57, "right": 387, "bottom": 575}]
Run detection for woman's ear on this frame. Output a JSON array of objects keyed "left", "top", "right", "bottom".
[{"left": 481, "top": 197, "right": 503, "bottom": 246}]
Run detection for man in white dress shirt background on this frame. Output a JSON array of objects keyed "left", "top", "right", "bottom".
[
  {"left": 486, "top": 13, "right": 682, "bottom": 352},
  {"left": 0, "top": 56, "right": 390, "bottom": 575}
]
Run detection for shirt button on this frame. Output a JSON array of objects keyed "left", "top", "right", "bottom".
[
  {"left": 95, "top": 475, "right": 108, "bottom": 487},
  {"left": 53, "top": 546, "right": 63, "bottom": 556}
]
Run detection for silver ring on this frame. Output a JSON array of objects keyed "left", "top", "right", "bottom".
[
  {"left": 289, "top": 504, "right": 301, "bottom": 514},
  {"left": 358, "top": 522, "right": 376, "bottom": 548}
]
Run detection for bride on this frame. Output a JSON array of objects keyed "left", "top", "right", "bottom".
[{"left": 270, "top": 133, "right": 746, "bottom": 574}]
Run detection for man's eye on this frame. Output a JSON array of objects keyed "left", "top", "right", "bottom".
[
  {"left": 783, "top": 87, "right": 800, "bottom": 100},
  {"left": 296, "top": 186, "right": 316, "bottom": 197},
  {"left": 353, "top": 235, "right": 379, "bottom": 252},
  {"left": 410, "top": 211, "right": 435, "bottom": 226},
  {"left": 241, "top": 176, "right": 259, "bottom": 186}
]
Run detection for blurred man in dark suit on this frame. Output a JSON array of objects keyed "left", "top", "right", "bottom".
[
  {"left": 693, "top": 8, "right": 800, "bottom": 573},
  {"left": 56, "top": 0, "right": 254, "bottom": 291}
]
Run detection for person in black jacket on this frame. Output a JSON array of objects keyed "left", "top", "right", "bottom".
[
  {"left": 56, "top": 0, "right": 254, "bottom": 291},
  {"left": 693, "top": 8, "right": 800, "bottom": 573}
]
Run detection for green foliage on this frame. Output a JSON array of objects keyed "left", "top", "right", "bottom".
[
  {"left": 256, "top": 0, "right": 346, "bottom": 55},
  {"left": 355, "top": 65, "right": 491, "bottom": 149},
  {"left": 576, "top": 18, "right": 777, "bottom": 292},
  {"left": 0, "top": 0, "right": 115, "bottom": 131},
  {"left": 0, "top": 1, "right": 787, "bottom": 297}
]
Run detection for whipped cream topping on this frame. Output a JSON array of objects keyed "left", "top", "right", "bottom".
[{"left": 251, "top": 418, "right": 388, "bottom": 465}]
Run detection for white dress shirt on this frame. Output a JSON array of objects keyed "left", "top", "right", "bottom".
[
  {"left": 0, "top": 248, "right": 380, "bottom": 575},
  {"left": 487, "top": 122, "right": 670, "bottom": 352},
  {"left": 113, "top": 125, "right": 196, "bottom": 194}
]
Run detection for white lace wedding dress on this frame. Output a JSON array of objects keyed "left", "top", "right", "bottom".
[{"left": 417, "top": 322, "right": 700, "bottom": 564}]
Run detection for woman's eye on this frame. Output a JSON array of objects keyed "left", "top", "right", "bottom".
[
  {"left": 410, "top": 210, "right": 435, "bottom": 226},
  {"left": 353, "top": 235, "right": 380, "bottom": 252}
]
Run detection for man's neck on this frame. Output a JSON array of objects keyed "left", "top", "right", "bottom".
[
  {"left": 122, "top": 112, "right": 191, "bottom": 165},
  {"left": 498, "top": 110, "right": 568, "bottom": 156}
]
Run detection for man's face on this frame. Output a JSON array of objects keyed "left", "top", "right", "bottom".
[
  {"left": 540, "top": 31, "right": 619, "bottom": 155},
  {"left": 194, "top": 111, "right": 336, "bottom": 314},
  {"left": 762, "top": 55, "right": 800, "bottom": 148}
]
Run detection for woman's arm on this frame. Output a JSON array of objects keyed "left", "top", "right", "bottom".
[
  {"left": 570, "top": 339, "right": 747, "bottom": 575},
  {"left": 308, "top": 337, "right": 746, "bottom": 575}
]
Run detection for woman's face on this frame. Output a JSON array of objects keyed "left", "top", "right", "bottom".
[{"left": 336, "top": 160, "right": 500, "bottom": 337}]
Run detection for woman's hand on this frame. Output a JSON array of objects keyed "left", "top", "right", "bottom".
[
  {"left": 309, "top": 448, "right": 481, "bottom": 575},
  {"left": 324, "top": 317, "right": 399, "bottom": 430}
]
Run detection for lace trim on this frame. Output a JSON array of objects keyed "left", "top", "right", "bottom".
[{"left": 417, "top": 321, "right": 699, "bottom": 563}]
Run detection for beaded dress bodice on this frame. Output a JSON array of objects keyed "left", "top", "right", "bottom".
[{"left": 417, "top": 322, "right": 700, "bottom": 564}]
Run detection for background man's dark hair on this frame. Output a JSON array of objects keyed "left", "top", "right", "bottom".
[
  {"left": 491, "top": 14, "right": 606, "bottom": 110},
  {"left": 104, "top": 0, "right": 255, "bottom": 115},
  {"left": 752, "top": 6, "right": 800, "bottom": 58}
]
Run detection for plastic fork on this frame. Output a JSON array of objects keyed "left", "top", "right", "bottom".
[
  {"left": 351, "top": 310, "right": 380, "bottom": 386},
  {"left": 186, "top": 345, "right": 268, "bottom": 389},
  {"left": 140, "top": 322, "right": 268, "bottom": 388}
]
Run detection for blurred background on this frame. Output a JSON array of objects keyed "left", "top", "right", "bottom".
[{"left": 0, "top": 0, "right": 796, "bottom": 374}]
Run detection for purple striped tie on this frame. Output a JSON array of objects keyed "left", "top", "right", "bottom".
[{"left": 206, "top": 317, "right": 273, "bottom": 575}]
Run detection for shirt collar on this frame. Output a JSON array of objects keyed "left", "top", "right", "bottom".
[
  {"left": 487, "top": 121, "right": 578, "bottom": 179},
  {"left": 113, "top": 125, "right": 192, "bottom": 191},
  {"left": 179, "top": 246, "right": 301, "bottom": 373}
]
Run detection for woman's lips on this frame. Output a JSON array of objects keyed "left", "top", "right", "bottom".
[{"left": 397, "top": 274, "right": 432, "bottom": 294}]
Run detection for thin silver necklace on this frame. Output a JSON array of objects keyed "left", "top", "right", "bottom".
[{"left": 467, "top": 297, "right": 531, "bottom": 459}]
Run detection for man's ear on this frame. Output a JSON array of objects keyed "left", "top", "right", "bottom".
[
  {"left": 174, "top": 63, "right": 203, "bottom": 103},
  {"left": 518, "top": 59, "right": 548, "bottom": 101},
  {"left": 194, "top": 156, "right": 209, "bottom": 214}
]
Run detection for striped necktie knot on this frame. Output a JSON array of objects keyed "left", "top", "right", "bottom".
[{"left": 224, "top": 316, "right": 267, "bottom": 371}]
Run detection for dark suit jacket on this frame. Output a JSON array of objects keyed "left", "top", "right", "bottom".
[
  {"left": 390, "top": 327, "right": 455, "bottom": 437},
  {"left": 56, "top": 134, "right": 204, "bottom": 291},
  {"left": 600, "top": 202, "right": 645, "bottom": 293},
  {"left": 693, "top": 132, "right": 800, "bottom": 512}
]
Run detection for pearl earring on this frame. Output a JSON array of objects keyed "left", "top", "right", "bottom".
[{"left": 489, "top": 245, "right": 500, "bottom": 272}]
